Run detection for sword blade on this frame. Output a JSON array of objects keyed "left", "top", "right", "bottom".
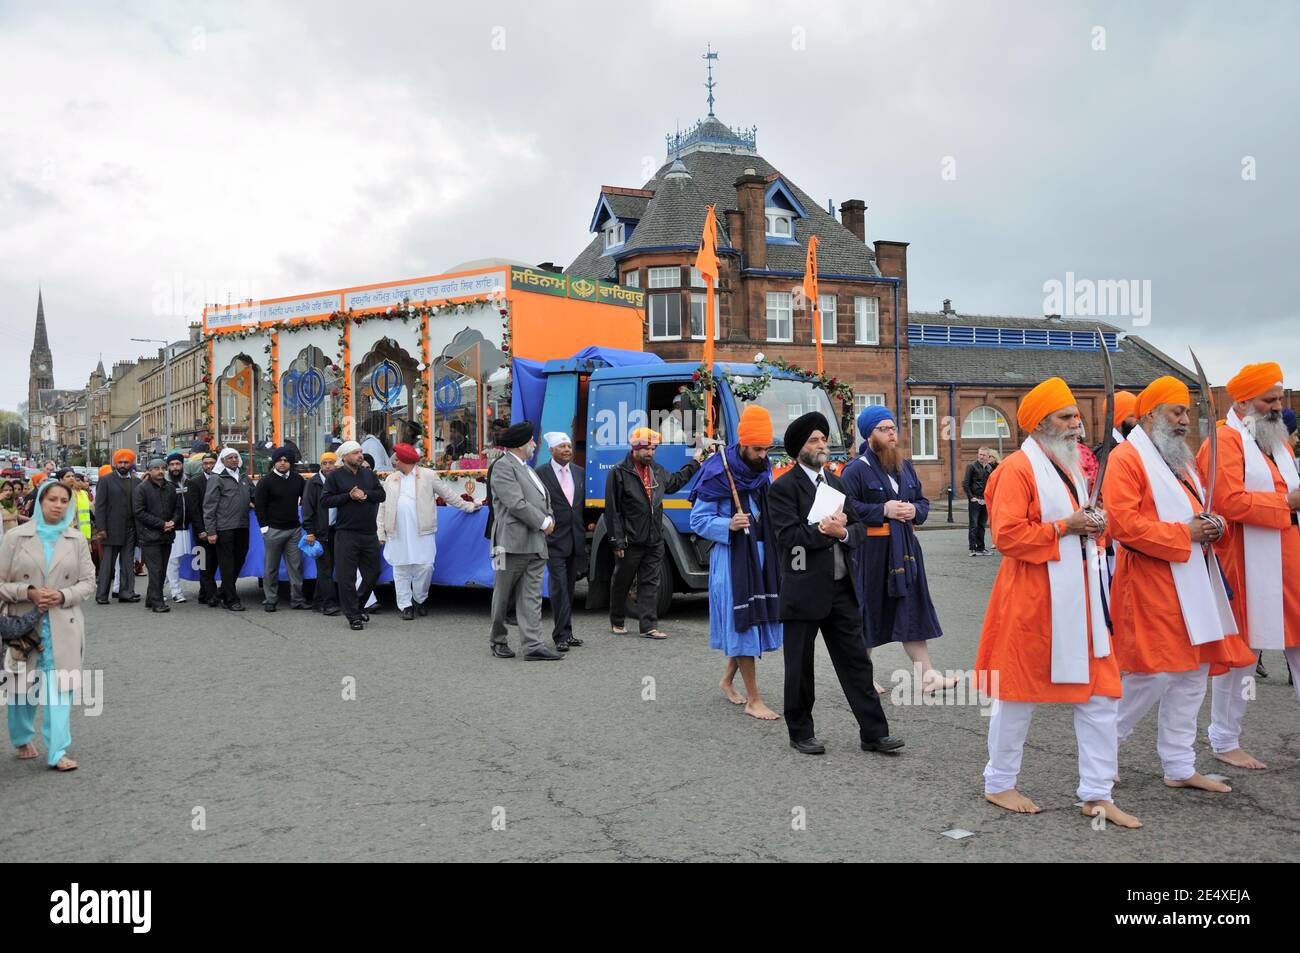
[
  {"left": 1088, "top": 327, "right": 1117, "bottom": 508},
  {"left": 1189, "top": 348, "right": 1217, "bottom": 512}
]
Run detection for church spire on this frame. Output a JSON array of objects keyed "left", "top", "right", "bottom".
[{"left": 33, "top": 288, "right": 49, "bottom": 351}]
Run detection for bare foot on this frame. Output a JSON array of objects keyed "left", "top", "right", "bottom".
[
  {"left": 1082, "top": 801, "right": 1143, "bottom": 828},
  {"left": 985, "top": 789, "right": 1041, "bottom": 813},
  {"left": 1165, "top": 773, "right": 1231, "bottom": 793},
  {"left": 720, "top": 679, "right": 747, "bottom": 705},
  {"left": 1214, "top": 748, "right": 1267, "bottom": 770},
  {"left": 874, "top": 680, "right": 886, "bottom": 694},
  {"left": 14, "top": 743, "right": 38, "bottom": 760},
  {"left": 51, "top": 756, "right": 78, "bottom": 772},
  {"left": 921, "top": 671, "right": 960, "bottom": 693},
  {"left": 744, "top": 699, "right": 780, "bottom": 721}
]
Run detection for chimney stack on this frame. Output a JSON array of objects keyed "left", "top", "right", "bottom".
[
  {"left": 941, "top": 298, "right": 954, "bottom": 315},
  {"left": 839, "top": 199, "right": 867, "bottom": 242},
  {"left": 734, "top": 170, "right": 768, "bottom": 270}
]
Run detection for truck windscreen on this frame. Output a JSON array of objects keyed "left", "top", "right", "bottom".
[{"left": 731, "top": 377, "right": 847, "bottom": 453}]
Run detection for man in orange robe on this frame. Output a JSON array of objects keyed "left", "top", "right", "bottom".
[
  {"left": 1105, "top": 376, "right": 1244, "bottom": 793},
  {"left": 1196, "top": 362, "right": 1300, "bottom": 770},
  {"left": 975, "top": 377, "right": 1140, "bottom": 827}
]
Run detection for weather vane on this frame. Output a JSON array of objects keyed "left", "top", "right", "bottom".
[{"left": 703, "top": 43, "right": 718, "bottom": 117}]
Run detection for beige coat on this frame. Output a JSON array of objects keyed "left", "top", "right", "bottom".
[
  {"left": 376, "top": 467, "right": 479, "bottom": 542},
  {"left": 0, "top": 521, "right": 95, "bottom": 688}
]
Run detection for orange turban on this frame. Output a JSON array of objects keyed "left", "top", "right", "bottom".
[
  {"left": 1017, "top": 377, "right": 1076, "bottom": 432},
  {"left": 113, "top": 449, "right": 136, "bottom": 466},
  {"left": 1136, "top": 376, "right": 1191, "bottom": 417},
  {"left": 97, "top": 464, "right": 112, "bottom": 477},
  {"left": 31, "top": 473, "right": 45, "bottom": 488},
  {"left": 736, "top": 405, "right": 774, "bottom": 447},
  {"left": 319, "top": 452, "right": 337, "bottom": 464},
  {"left": 1226, "top": 362, "right": 1283, "bottom": 403},
  {"left": 630, "top": 427, "right": 660, "bottom": 448},
  {"left": 1113, "top": 391, "right": 1137, "bottom": 427}
]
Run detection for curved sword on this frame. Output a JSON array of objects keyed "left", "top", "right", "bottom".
[
  {"left": 1189, "top": 348, "right": 1218, "bottom": 520},
  {"left": 1087, "top": 327, "right": 1116, "bottom": 509}
]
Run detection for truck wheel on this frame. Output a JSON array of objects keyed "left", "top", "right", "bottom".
[
  {"left": 584, "top": 545, "right": 611, "bottom": 611},
  {"left": 655, "top": 558, "right": 674, "bottom": 619}
]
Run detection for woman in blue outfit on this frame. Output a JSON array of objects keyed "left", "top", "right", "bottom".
[
  {"left": 688, "top": 406, "right": 783, "bottom": 720},
  {"left": 840, "top": 404, "right": 956, "bottom": 695},
  {"left": 2, "top": 478, "right": 95, "bottom": 771}
]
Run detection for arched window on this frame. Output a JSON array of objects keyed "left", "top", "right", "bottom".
[
  {"left": 352, "top": 338, "right": 419, "bottom": 471},
  {"left": 280, "top": 346, "right": 339, "bottom": 464},
  {"left": 216, "top": 355, "right": 260, "bottom": 469},
  {"left": 431, "top": 329, "right": 507, "bottom": 471},
  {"left": 961, "top": 405, "right": 1011, "bottom": 439}
]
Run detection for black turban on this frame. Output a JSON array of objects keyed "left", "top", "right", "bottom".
[
  {"left": 166, "top": 451, "right": 185, "bottom": 464},
  {"left": 270, "top": 445, "right": 298, "bottom": 464},
  {"left": 498, "top": 421, "right": 535, "bottom": 449},
  {"left": 783, "top": 411, "right": 831, "bottom": 457}
]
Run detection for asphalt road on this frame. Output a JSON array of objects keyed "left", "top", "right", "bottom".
[{"left": 3, "top": 527, "right": 1296, "bottom": 862}]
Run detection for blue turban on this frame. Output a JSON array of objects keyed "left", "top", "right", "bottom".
[
  {"left": 857, "top": 404, "right": 895, "bottom": 439},
  {"left": 1284, "top": 407, "right": 1297, "bottom": 436}
]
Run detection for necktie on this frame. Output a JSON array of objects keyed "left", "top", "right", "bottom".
[
  {"left": 815, "top": 472, "right": 847, "bottom": 580},
  {"left": 558, "top": 465, "right": 574, "bottom": 506}
]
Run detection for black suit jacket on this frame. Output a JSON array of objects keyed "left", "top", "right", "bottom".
[
  {"left": 535, "top": 460, "right": 586, "bottom": 562},
  {"left": 184, "top": 474, "right": 211, "bottom": 534},
  {"left": 766, "top": 465, "right": 867, "bottom": 621}
]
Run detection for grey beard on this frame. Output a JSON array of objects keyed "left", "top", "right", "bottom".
[
  {"left": 1034, "top": 428, "right": 1080, "bottom": 471},
  {"left": 1247, "top": 410, "right": 1288, "bottom": 453},
  {"left": 1150, "top": 416, "right": 1195, "bottom": 476},
  {"left": 798, "top": 448, "right": 828, "bottom": 470}
]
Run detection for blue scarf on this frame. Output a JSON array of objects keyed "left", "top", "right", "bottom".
[
  {"left": 690, "top": 446, "right": 780, "bottom": 632},
  {"left": 33, "top": 482, "right": 74, "bottom": 649}
]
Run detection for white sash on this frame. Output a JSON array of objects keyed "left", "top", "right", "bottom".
[
  {"left": 1021, "top": 436, "right": 1111, "bottom": 683},
  {"left": 1226, "top": 408, "right": 1299, "bottom": 650},
  {"left": 1112, "top": 427, "right": 1126, "bottom": 444},
  {"left": 1126, "top": 426, "right": 1234, "bottom": 645}
]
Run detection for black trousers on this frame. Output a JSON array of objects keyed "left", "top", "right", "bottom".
[
  {"left": 968, "top": 500, "right": 988, "bottom": 552},
  {"left": 334, "top": 529, "right": 380, "bottom": 622},
  {"left": 95, "top": 533, "right": 137, "bottom": 601},
  {"left": 216, "top": 527, "right": 250, "bottom": 606},
  {"left": 547, "top": 551, "right": 579, "bottom": 639},
  {"left": 141, "top": 543, "right": 169, "bottom": 608},
  {"left": 311, "top": 528, "right": 339, "bottom": 612},
  {"left": 783, "top": 575, "right": 891, "bottom": 744},
  {"left": 610, "top": 541, "right": 662, "bottom": 634},
  {"left": 194, "top": 536, "right": 218, "bottom": 603}
]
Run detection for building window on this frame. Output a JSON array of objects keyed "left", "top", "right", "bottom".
[
  {"left": 961, "top": 405, "right": 1010, "bottom": 439},
  {"left": 690, "top": 267, "right": 706, "bottom": 288},
  {"left": 765, "top": 210, "right": 793, "bottom": 238},
  {"left": 690, "top": 293, "right": 720, "bottom": 340},
  {"left": 602, "top": 221, "right": 624, "bottom": 249},
  {"left": 818, "top": 294, "right": 837, "bottom": 344},
  {"left": 854, "top": 393, "right": 887, "bottom": 441},
  {"left": 909, "top": 396, "right": 938, "bottom": 460},
  {"left": 855, "top": 296, "right": 879, "bottom": 344},
  {"left": 648, "top": 266, "right": 680, "bottom": 289},
  {"left": 766, "top": 292, "right": 792, "bottom": 342},
  {"left": 622, "top": 270, "right": 639, "bottom": 288},
  {"left": 649, "top": 293, "right": 682, "bottom": 340}
]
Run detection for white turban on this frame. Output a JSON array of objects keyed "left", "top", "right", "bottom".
[
  {"left": 543, "top": 432, "right": 572, "bottom": 449},
  {"left": 335, "top": 440, "right": 363, "bottom": 457},
  {"left": 213, "top": 448, "right": 242, "bottom": 476}
]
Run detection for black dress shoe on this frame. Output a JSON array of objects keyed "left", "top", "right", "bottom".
[
  {"left": 524, "top": 648, "right": 565, "bottom": 661},
  {"left": 291, "top": 604, "right": 309, "bottom": 610},
  {"left": 554, "top": 640, "right": 570, "bottom": 652},
  {"left": 349, "top": 618, "right": 365, "bottom": 631},
  {"left": 116, "top": 594, "right": 140, "bottom": 603},
  {"left": 564, "top": 636, "right": 583, "bottom": 647},
  {"left": 401, "top": 606, "right": 415, "bottom": 621},
  {"left": 323, "top": 608, "right": 341, "bottom": 617},
  {"left": 415, "top": 602, "right": 428, "bottom": 617},
  {"left": 151, "top": 604, "right": 170, "bottom": 613},
  {"left": 360, "top": 612, "right": 370, "bottom": 623},
  {"left": 96, "top": 598, "right": 110, "bottom": 605},
  {"left": 790, "top": 737, "right": 826, "bottom": 755},
  {"left": 860, "top": 736, "right": 905, "bottom": 753},
  {"left": 226, "top": 602, "right": 245, "bottom": 612},
  {"left": 491, "top": 643, "right": 515, "bottom": 659},
  {"left": 264, "top": 604, "right": 277, "bottom": 613}
]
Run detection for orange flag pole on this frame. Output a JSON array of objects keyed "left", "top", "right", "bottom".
[
  {"left": 803, "top": 234, "right": 823, "bottom": 376},
  {"left": 695, "top": 204, "right": 721, "bottom": 439}
]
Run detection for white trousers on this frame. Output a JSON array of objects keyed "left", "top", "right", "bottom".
[
  {"left": 1208, "top": 664, "right": 1255, "bottom": 753},
  {"left": 392, "top": 563, "right": 433, "bottom": 610},
  {"left": 1287, "top": 648, "right": 1300, "bottom": 702},
  {"left": 166, "top": 529, "right": 189, "bottom": 599},
  {"left": 984, "top": 695, "right": 1119, "bottom": 802},
  {"left": 1117, "top": 666, "right": 1208, "bottom": 781}
]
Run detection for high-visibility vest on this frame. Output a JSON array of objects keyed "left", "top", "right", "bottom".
[{"left": 75, "top": 489, "right": 93, "bottom": 539}]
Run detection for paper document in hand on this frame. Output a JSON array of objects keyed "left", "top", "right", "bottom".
[{"left": 806, "top": 480, "right": 846, "bottom": 524}]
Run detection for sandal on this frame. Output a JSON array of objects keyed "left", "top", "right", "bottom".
[
  {"left": 610, "top": 625, "right": 628, "bottom": 635},
  {"left": 642, "top": 630, "right": 668, "bottom": 640},
  {"left": 50, "top": 757, "right": 78, "bottom": 772}
]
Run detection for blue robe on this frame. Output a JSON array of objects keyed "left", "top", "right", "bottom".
[
  {"left": 690, "top": 498, "right": 783, "bottom": 657},
  {"left": 840, "top": 450, "right": 943, "bottom": 647}
]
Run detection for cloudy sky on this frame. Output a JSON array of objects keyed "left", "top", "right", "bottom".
[{"left": 2, "top": 0, "right": 1296, "bottom": 411}]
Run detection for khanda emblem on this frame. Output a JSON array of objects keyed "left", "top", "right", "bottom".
[
  {"left": 298, "top": 367, "right": 326, "bottom": 413},
  {"left": 371, "top": 360, "right": 403, "bottom": 409}
]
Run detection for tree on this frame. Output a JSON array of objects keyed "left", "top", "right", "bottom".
[{"left": 0, "top": 410, "right": 28, "bottom": 451}]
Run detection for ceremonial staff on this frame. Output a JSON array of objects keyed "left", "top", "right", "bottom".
[{"left": 1189, "top": 348, "right": 1225, "bottom": 545}]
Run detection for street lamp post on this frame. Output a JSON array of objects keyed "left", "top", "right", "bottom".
[{"left": 132, "top": 337, "right": 172, "bottom": 452}]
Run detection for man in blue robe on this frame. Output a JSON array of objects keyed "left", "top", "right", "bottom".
[
  {"left": 689, "top": 406, "right": 783, "bottom": 720},
  {"left": 841, "top": 404, "right": 955, "bottom": 695}
]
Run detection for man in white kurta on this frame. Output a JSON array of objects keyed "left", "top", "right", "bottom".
[{"left": 377, "top": 442, "right": 480, "bottom": 619}]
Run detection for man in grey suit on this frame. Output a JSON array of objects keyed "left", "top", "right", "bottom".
[{"left": 488, "top": 421, "right": 563, "bottom": 661}]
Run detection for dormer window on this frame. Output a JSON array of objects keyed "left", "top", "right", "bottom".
[
  {"left": 765, "top": 210, "right": 793, "bottom": 238},
  {"left": 603, "top": 220, "right": 625, "bottom": 249}
]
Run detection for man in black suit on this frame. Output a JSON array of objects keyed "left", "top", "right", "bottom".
[
  {"left": 185, "top": 452, "right": 219, "bottom": 606},
  {"left": 536, "top": 432, "right": 586, "bottom": 651},
  {"left": 766, "top": 411, "right": 905, "bottom": 757}
]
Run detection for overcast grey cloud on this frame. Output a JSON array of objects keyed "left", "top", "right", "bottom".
[{"left": 1, "top": 0, "right": 1296, "bottom": 410}]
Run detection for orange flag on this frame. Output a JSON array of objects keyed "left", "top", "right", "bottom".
[
  {"left": 803, "top": 234, "right": 823, "bottom": 375},
  {"left": 228, "top": 365, "right": 253, "bottom": 399},
  {"left": 695, "top": 205, "right": 720, "bottom": 436}
]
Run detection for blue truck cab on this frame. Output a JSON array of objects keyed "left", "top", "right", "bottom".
[{"left": 531, "top": 354, "right": 850, "bottom": 616}]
